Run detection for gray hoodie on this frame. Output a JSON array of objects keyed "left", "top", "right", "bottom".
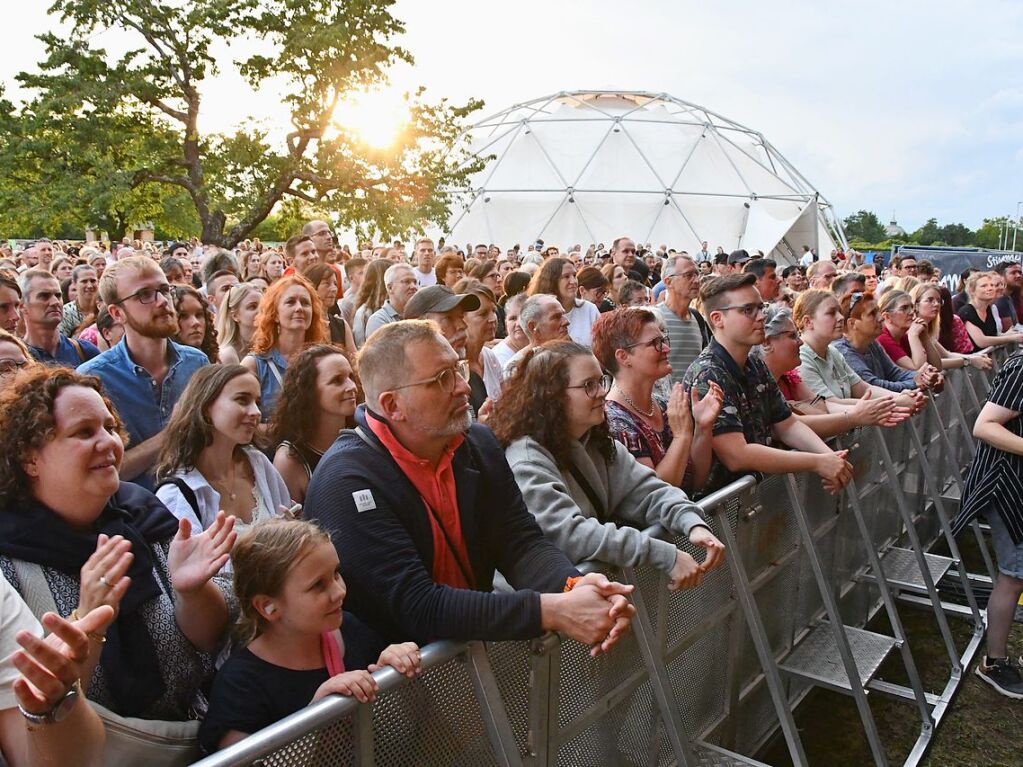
[{"left": 504, "top": 432, "right": 707, "bottom": 574}]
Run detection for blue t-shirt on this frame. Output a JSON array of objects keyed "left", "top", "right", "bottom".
[
  {"left": 78, "top": 340, "right": 209, "bottom": 488},
  {"left": 28, "top": 335, "right": 100, "bottom": 367}
]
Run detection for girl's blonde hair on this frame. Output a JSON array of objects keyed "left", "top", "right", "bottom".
[
  {"left": 966, "top": 270, "right": 996, "bottom": 299},
  {"left": 232, "top": 518, "right": 333, "bottom": 645},
  {"left": 911, "top": 282, "right": 942, "bottom": 337}
]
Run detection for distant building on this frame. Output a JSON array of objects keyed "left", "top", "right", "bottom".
[{"left": 885, "top": 215, "right": 907, "bottom": 238}]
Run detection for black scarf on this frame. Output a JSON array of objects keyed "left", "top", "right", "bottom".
[{"left": 0, "top": 482, "right": 180, "bottom": 716}]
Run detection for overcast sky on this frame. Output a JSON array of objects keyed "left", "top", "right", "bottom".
[{"left": 4, "top": 0, "right": 1022, "bottom": 231}]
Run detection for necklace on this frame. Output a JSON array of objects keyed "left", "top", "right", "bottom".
[
  {"left": 615, "top": 384, "right": 656, "bottom": 418},
  {"left": 211, "top": 459, "right": 241, "bottom": 501}
]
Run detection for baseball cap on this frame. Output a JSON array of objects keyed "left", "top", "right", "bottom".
[
  {"left": 728, "top": 249, "right": 751, "bottom": 265},
  {"left": 403, "top": 285, "right": 481, "bottom": 319}
]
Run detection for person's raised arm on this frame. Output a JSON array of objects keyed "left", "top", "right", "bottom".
[
  {"left": 964, "top": 320, "right": 1023, "bottom": 349},
  {"left": 168, "top": 513, "right": 237, "bottom": 651}
]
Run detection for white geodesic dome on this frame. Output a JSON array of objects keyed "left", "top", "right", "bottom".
[{"left": 446, "top": 91, "right": 846, "bottom": 263}]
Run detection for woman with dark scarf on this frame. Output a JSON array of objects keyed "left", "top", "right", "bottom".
[{"left": 0, "top": 367, "right": 237, "bottom": 724}]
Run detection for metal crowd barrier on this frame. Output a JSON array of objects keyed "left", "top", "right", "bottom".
[{"left": 192, "top": 351, "right": 1010, "bottom": 767}]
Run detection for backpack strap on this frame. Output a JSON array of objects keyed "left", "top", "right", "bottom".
[
  {"left": 69, "top": 338, "right": 87, "bottom": 363},
  {"left": 154, "top": 477, "right": 201, "bottom": 523},
  {"left": 566, "top": 464, "right": 608, "bottom": 524}
]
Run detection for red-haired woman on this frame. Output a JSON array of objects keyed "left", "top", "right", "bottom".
[
  {"left": 592, "top": 309, "right": 721, "bottom": 492},
  {"left": 242, "top": 275, "right": 325, "bottom": 420}
]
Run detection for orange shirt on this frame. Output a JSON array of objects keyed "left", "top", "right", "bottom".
[{"left": 365, "top": 413, "right": 475, "bottom": 589}]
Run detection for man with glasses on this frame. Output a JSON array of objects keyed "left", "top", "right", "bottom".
[
  {"left": 302, "top": 219, "right": 337, "bottom": 264},
  {"left": 78, "top": 256, "right": 208, "bottom": 489},
  {"left": 683, "top": 274, "right": 852, "bottom": 494},
  {"left": 653, "top": 254, "right": 710, "bottom": 386},
  {"left": 303, "top": 320, "right": 636, "bottom": 654},
  {"left": 806, "top": 260, "right": 837, "bottom": 290},
  {"left": 20, "top": 270, "right": 100, "bottom": 366}
]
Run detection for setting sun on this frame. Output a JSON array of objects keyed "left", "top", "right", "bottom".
[{"left": 334, "top": 88, "right": 409, "bottom": 149}]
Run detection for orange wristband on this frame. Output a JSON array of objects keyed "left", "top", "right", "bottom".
[{"left": 563, "top": 576, "right": 584, "bottom": 593}]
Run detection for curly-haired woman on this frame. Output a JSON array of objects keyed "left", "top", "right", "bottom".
[
  {"left": 154, "top": 365, "right": 291, "bottom": 538},
  {"left": 270, "top": 345, "right": 359, "bottom": 503},
  {"left": 171, "top": 284, "right": 219, "bottom": 364},
  {"left": 242, "top": 275, "right": 326, "bottom": 420},
  {"left": 0, "top": 366, "right": 236, "bottom": 728},
  {"left": 528, "top": 257, "right": 599, "bottom": 347},
  {"left": 490, "top": 341, "right": 725, "bottom": 591}
]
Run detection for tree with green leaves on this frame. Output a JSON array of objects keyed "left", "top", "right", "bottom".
[
  {"left": 842, "top": 210, "right": 886, "bottom": 243},
  {"left": 2, "top": 0, "right": 482, "bottom": 246}
]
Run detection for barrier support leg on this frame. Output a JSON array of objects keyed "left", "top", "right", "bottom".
[
  {"left": 467, "top": 642, "right": 525, "bottom": 767},
  {"left": 622, "top": 565, "right": 698, "bottom": 767},
  {"left": 710, "top": 502, "right": 809, "bottom": 766}
]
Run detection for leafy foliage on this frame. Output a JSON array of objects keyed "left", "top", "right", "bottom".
[{"left": 1, "top": 0, "right": 482, "bottom": 245}]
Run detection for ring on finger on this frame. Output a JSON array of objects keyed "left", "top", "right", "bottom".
[{"left": 98, "top": 575, "right": 110, "bottom": 588}]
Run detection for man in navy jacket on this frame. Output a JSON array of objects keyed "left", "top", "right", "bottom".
[{"left": 304, "top": 321, "right": 634, "bottom": 653}]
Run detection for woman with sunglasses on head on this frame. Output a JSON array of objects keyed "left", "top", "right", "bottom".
[
  {"left": 216, "top": 283, "right": 263, "bottom": 365},
  {"left": 591, "top": 309, "right": 721, "bottom": 492},
  {"left": 834, "top": 291, "right": 940, "bottom": 392},
  {"left": 269, "top": 345, "right": 359, "bottom": 505},
  {"left": 957, "top": 271, "right": 1023, "bottom": 352},
  {"left": 490, "top": 341, "right": 725, "bottom": 592},
  {"left": 908, "top": 283, "right": 994, "bottom": 372}
]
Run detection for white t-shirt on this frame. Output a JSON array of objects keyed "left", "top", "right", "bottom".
[
  {"left": 799, "top": 251, "right": 814, "bottom": 267},
  {"left": 415, "top": 268, "right": 437, "bottom": 287},
  {"left": 0, "top": 571, "right": 43, "bottom": 711},
  {"left": 565, "top": 299, "right": 600, "bottom": 347}
]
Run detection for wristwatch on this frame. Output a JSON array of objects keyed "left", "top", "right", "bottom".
[{"left": 19, "top": 680, "right": 81, "bottom": 725}]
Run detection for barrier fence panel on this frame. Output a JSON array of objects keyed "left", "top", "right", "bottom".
[{"left": 192, "top": 357, "right": 1008, "bottom": 767}]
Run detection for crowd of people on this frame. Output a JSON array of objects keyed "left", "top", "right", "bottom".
[{"left": 0, "top": 227, "right": 1021, "bottom": 764}]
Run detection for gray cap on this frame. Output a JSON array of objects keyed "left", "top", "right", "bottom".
[
  {"left": 728, "top": 249, "right": 751, "bottom": 265},
  {"left": 403, "top": 285, "right": 481, "bottom": 319}
]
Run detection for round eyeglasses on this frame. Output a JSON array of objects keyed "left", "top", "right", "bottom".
[{"left": 566, "top": 374, "right": 613, "bottom": 399}]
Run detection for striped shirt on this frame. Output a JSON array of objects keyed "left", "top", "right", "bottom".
[
  {"left": 953, "top": 351, "right": 1023, "bottom": 544},
  {"left": 654, "top": 304, "right": 706, "bottom": 385}
]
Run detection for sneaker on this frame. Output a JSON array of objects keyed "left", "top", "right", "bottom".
[{"left": 976, "top": 657, "right": 1023, "bottom": 699}]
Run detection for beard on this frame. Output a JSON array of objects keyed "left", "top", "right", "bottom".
[
  {"left": 125, "top": 308, "right": 178, "bottom": 339},
  {"left": 415, "top": 407, "right": 472, "bottom": 439}
]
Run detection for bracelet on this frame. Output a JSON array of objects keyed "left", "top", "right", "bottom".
[{"left": 69, "top": 609, "right": 107, "bottom": 644}]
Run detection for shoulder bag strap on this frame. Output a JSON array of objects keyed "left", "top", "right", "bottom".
[
  {"left": 267, "top": 358, "right": 284, "bottom": 387},
  {"left": 566, "top": 463, "right": 608, "bottom": 524},
  {"left": 70, "top": 338, "right": 87, "bottom": 362}
]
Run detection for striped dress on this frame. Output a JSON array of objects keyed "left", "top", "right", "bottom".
[{"left": 952, "top": 351, "right": 1023, "bottom": 544}]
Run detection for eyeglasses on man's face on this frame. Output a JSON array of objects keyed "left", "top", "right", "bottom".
[
  {"left": 113, "top": 284, "right": 172, "bottom": 306},
  {"left": 718, "top": 302, "right": 766, "bottom": 319},
  {"left": 389, "top": 362, "right": 469, "bottom": 394},
  {"left": 566, "top": 373, "right": 612, "bottom": 399},
  {"left": 625, "top": 335, "right": 670, "bottom": 353}
]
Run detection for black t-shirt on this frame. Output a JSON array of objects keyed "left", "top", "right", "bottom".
[
  {"left": 957, "top": 304, "right": 998, "bottom": 351},
  {"left": 468, "top": 371, "right": 489, "bottom": 413},
  {"left": 628, "top": 259, "right": 650, "bottom": 285},
  {"left": 995, "top": 295, "right": 1018, "bottom": 327},
  {"left": 199, "top": 611, "right": 384, "bottom": 753}
]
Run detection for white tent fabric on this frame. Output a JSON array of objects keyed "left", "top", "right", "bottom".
[{"left": 445, "top": 91, "right": 846, "bottom": 263}]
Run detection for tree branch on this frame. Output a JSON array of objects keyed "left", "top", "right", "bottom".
[{"left": 146, "top": 98, "right": 188, "bottom": 124}]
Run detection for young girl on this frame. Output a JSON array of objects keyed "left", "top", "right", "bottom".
[{"left": 199, "top": 519, "right": 421, "bottom": 752}]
